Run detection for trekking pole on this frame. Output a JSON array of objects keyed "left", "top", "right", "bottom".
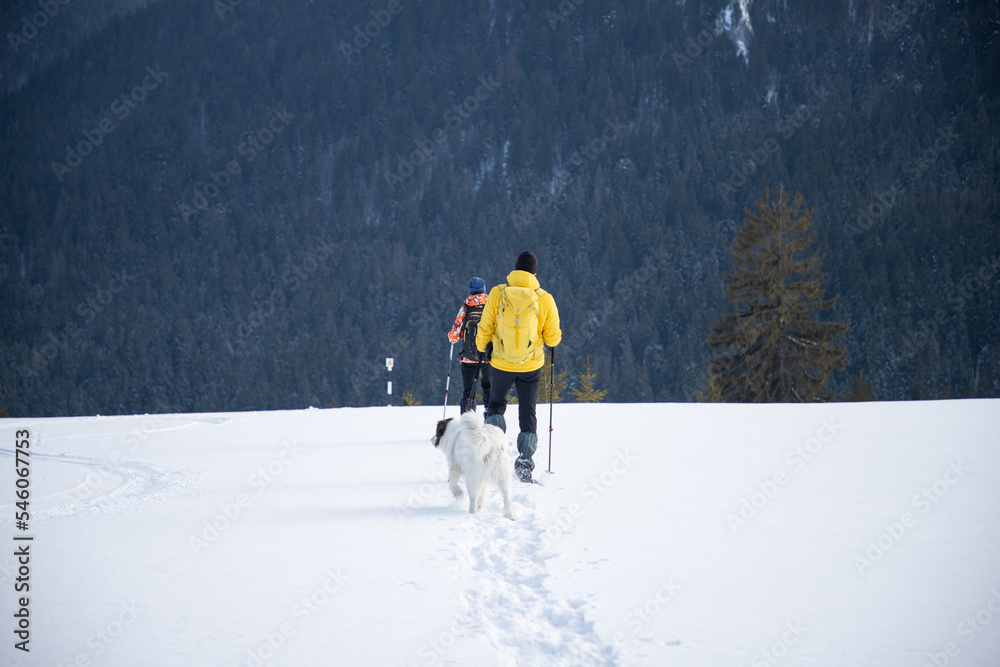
[
  {"left": 547, "top": 346, "right": 555, "bottom": 474},
  {"left": 468, "top": 360, "right": 484, "bottom": 412},
  {"left": 442, "top": 343, "right": 455, "bottom": 419}
]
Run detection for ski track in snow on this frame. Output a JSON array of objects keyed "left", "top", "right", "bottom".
[
  {"left": 0, "top": 416, "right": 222, "bottom": 523},
  {"left": 443, "top": 453, "right": 619, "bottom": 666},
  {"left": 0, "top": 448, "right": 200, "bottom": 524}
]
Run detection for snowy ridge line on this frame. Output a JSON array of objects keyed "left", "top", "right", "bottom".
[
  {"left": 449, "top": 485, "right": 619, "bottom": 666},
  {"left": 0, "top": 447, "right": 200, "bottom": 523},
  {"left": 37, "top": 417, "right": 228, "bottom": 442}
]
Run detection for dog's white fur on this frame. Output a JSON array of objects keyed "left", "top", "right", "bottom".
[{"left": 433, "top": 412, "right": 516, "bottom": 520}]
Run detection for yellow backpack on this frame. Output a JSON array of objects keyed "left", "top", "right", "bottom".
[{"left": 493, "top": 285, "right": 540, "bottom": 363}]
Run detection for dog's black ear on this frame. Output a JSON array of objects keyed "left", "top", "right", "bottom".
[
  {"left": 436, "top": 419, "right": 453, "bottom": 435},
  {"left": 434, "top": 418, "right": 453, "bottom": 446}
]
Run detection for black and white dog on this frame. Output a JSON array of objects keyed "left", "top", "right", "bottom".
[{"left": 432, "top": 412, "right": 516, "bottom": 520}]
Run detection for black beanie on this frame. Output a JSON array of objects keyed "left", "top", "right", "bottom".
[{"left": 515, "top": 251, "right": 538, "bottom": 274}]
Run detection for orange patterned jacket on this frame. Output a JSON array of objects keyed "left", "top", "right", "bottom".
[{"left": 447, "top": 293, "right": 489, "bottom": 363}]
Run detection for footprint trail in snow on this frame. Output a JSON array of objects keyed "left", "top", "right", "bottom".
[{"left": 449, "top": 485, "right": 619, "bottom": 666}]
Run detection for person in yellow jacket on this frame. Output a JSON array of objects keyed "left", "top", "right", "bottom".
[{"left": 476, "top": 251, "right": 561, "bottom": 483}]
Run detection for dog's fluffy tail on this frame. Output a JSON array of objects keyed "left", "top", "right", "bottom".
[{"left": 456, "top": 411, "right": 493, "bottom": 459}]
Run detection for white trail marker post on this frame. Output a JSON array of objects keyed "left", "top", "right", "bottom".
[{"left": 386, "top": 357, "right": 394, "bottom": 406}]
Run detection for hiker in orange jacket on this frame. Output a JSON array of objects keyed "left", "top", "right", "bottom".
[{"left": 447, "top": 277, "right": 492, "bottom": 414}]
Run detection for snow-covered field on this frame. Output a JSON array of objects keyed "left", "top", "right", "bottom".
[{"left": 1, "top": 400, "right": 999, "bottom": 666}]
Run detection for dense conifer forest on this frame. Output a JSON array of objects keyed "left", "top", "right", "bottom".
[{"left": 1, "top": 0, "right": 998, "bottom": 416}]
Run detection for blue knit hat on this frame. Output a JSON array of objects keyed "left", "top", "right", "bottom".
[{"left": 467, "top": 277, "right": 486, "bottom": 294}]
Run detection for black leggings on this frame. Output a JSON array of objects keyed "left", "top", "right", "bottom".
[{"left": 460, "top": 362, "right": 491, "bottom": 413}]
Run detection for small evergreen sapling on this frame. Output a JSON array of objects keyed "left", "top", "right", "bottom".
[{"left": 573, "top": 356, "right": 608, "bottom": 403}]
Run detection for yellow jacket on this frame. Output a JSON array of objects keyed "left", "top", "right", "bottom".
[{"left": 476, "top": 270, "right": 561, "bottom": 373}]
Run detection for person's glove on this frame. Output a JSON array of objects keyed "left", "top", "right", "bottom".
[{"left": 484, "top": 343, "right": 493, "bottom": 362}]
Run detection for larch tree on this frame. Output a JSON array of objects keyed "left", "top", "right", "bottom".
[
  {"left": 572, "top": 356, "right": 608, "bottom": 403},
  {"left": 707, "top": 187, "right": 850, "bottom": 402}
]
